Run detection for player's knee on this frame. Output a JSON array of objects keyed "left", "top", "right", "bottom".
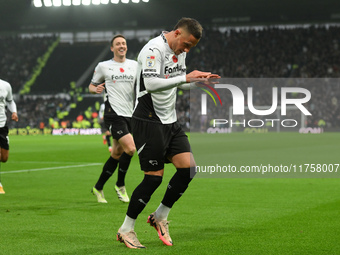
[
  {"left": 111, "top": 151, "right": 121, "bottom": 160},
  {"left": 111, "top": 145, "right": 124, "bottom": 158},
  {"left": 124, "top": 145, "right": 136, "bottom": 156},
  {"left": 1, "top": 156, "right": 8, "bottom": 163}
]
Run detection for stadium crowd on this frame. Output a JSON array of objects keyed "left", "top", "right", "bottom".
[
  {"left": 187, "top": 25, "right": 340, "bottom": 78},
  {"left": 1, "top": 25, "right": 340, "bottom": 130},
  {"left": 184, "top": 25, "right": 340, "bottom": 130},
  {"left": 7, "top": 96, "right": 71, "bottom": 129},
  {"left": 0, "top": 35, "right": 58, "bottom": 93}
]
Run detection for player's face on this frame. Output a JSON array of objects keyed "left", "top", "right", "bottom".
[
  {"left": 111, "top": 37, "right": 127, "bottom": 58},
  {"left": 172, "top": 29, "right": 199, "bottom": 55}
]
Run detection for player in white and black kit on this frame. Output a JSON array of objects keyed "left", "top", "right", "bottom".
[
  {"left": 0, "top": 79, "right": 19, "bottom": 194},
  {"left": 117, "top": 18, "right": 220, "bottom": 248},
  {"left": 89, "top": 35, "right": 138, "bottom": 203}
]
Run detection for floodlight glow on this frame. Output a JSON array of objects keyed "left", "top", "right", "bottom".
[
  {"left": 63, "top": 0, "right": 71, "bottom": 5},
  {"left": 43, "top": 0, "right": 53, "bottom": 7},
  {"left": 82, "top": 0, "right": 91, "bottom": 5},
  {"left": 33, "top": 0, "right": 43, "bottom": 7},
  {"left": 33, "top": 0, "right": 149, "bottom": 7},
  {"left": 53, "top": 0, "right": 62, "bottom": 6}
]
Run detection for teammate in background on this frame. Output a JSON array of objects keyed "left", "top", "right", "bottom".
[
  {"left": 99, "top": 102, "right": 112, "bottom": 152},
  {"left": 89, "top": 35, "right": 138, "bottom": 203},
  {"left": 0, "top": 79, "right": 19, "bottom": 194},
  {"left": 117, "top": 18, "right": 220, "bottom": 248}
]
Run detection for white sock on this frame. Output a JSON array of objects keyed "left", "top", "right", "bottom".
[
  {"left": 155, "top": 203, "right": 171, "bottom": 221},
  {"left": 120, "top": 215, "right": 136, "bottom": 233}
]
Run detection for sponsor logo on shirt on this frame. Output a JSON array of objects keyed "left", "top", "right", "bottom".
[
  {"left": 146, "top": 55, "right": 155, "bottom": 67},
  {"left": 111, "top": 74, "right": 134, "bottom": 81},
  {"left": 164, "top": 64, "right": 186, "bottom": 74}
]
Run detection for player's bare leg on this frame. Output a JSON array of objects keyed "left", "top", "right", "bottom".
[
  {"left": 116, "top": 134, "right": 135, "bottom": 157},
  {"left": 0, "top": 148, "right": 9, "bottom": 194},
  {"left": 170, "top": 152, "right": 196, "bottom": 168},
  {"left": 0, "top": 148, "right": 9, "bottom": 163}
]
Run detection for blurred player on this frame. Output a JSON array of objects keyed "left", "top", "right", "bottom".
[
  {"left": 89, "top": 35, "right": 138, "bottom": 203},
  {"left": 99, "top": 102, "right": 112, "bottom": 152},
  {"left": 117, "top": 18, "right": 220, "bottom": 248},
  {"left": 0, "top": 79, "right": 19, "bottom": 194}
]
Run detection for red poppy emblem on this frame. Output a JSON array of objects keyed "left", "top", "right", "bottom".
[
  {"left": 120, "top": 68, "right": 125, "bottom": 73},
  {"left": 172, "top": 55, "right": 178, "bottom": 63}
]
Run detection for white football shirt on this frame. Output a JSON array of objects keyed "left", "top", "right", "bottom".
[
  {"left": 91, "top": 59, "right": 138, "bottom": 117},
  {"left": 0, "top": 79, "right": 16, "bottom": 127},
  {"left": 133, "top": 32, "right": 187, "bottom": 124}
]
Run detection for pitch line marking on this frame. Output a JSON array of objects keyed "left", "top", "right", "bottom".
[
  {"left": 9, "top": 161, "right": 100, "bottom": 164},
  {"left": 1, "top": 163, "right": 102, "bottom": 174}
]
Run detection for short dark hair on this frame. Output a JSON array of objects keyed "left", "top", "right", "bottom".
[
  {"left": 111, "top": 34, "right": 126, "bottom": 46},
  {"left": 173, "top": 17, "right": 203, "bottom": 39}
]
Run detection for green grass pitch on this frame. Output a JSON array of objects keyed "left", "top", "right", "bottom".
[{"left": 0, "top": 133, "right": 339, "bottom": 254}]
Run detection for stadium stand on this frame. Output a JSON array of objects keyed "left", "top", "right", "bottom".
[
  {"left": 2, "top": 25, "right": 340, "bottom": 130},
  {"left": 0, "top": 35, "right": 58, "bottom": 93},
  {"left": 187, "top": 26, "right": 340, "bottom": 78},
  {"left": 30, "top": 42, "right": 108, "bottom": 94}
]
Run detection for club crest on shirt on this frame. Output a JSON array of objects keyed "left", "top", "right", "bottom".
[{"left": 146, "top": 56, "right": 155, "bottom": 67}]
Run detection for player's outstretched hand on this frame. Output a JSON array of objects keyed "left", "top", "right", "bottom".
[
  {"left": 207, "top": 74, "right": 221, "bottom": 79},
  {"left": 12, "top": 112, "right": 18, "bottom": 122},
  {"left": 186, "top": 70, "right": 220, "bottom": 83}
]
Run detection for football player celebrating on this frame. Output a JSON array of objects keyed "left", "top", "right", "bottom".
[
  {"left": 89, "top": 35, "right": 138, "bottom": 203},
  {"left": 117, "top": 18, "right": 220, "bottom": 248}
]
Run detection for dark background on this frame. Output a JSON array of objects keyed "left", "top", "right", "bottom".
[{"left": 1, "top": 0, "right": 340, "bottom": 34}]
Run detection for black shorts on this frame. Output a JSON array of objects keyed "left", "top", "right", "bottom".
[
  {"left": 100, "top": 122, "right": 109, "bottom": 134},
  {"left": 0, "top": 126, "right": 9, "bottom": 150},
  {"left": 132, "top": 118, "right": 191, "bottom": 171},
  {"left": 104, "top": 100, "right": 132, "bottom": 140}
]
